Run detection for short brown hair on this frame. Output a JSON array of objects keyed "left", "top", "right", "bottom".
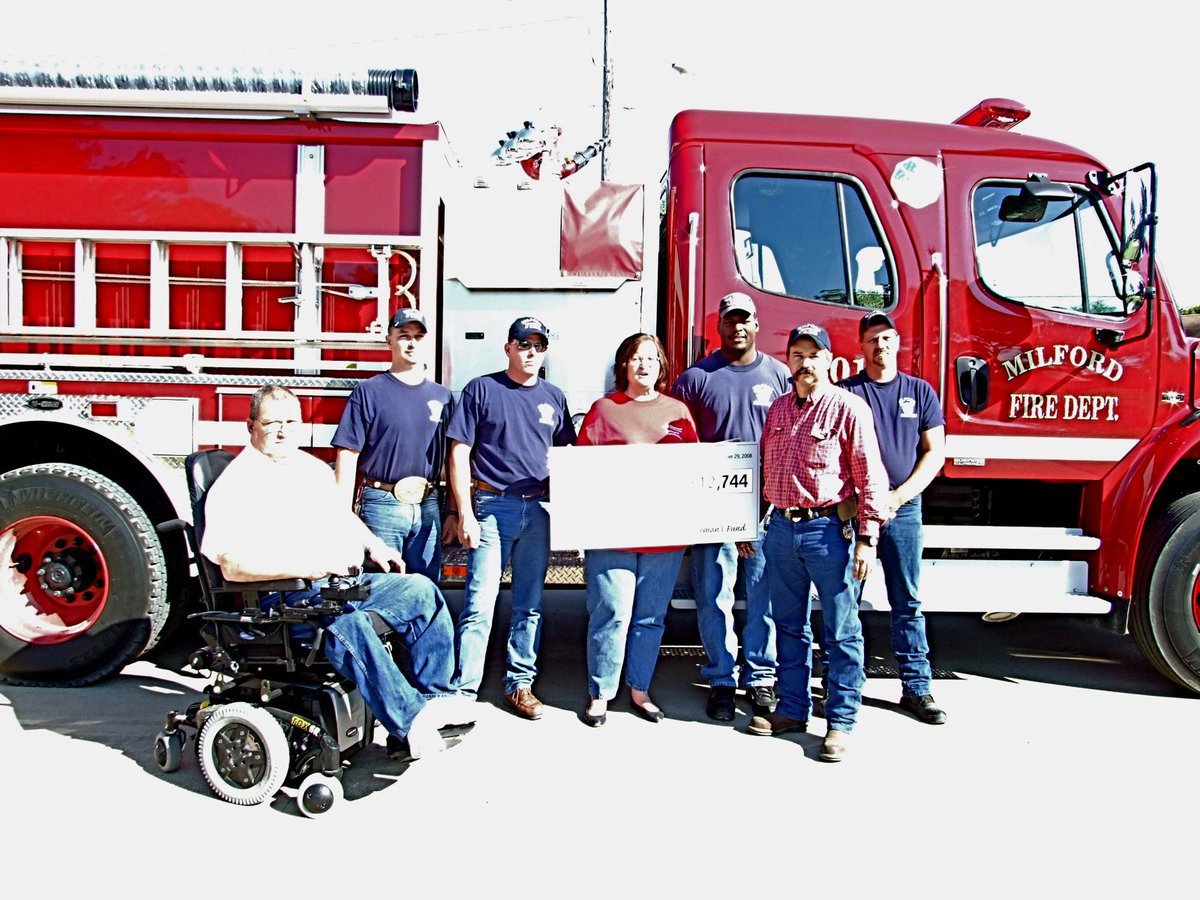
[
  {"left": 248, "top": 384, "right": 297, "bottom": 422},
  {"left": 613, "top": 333, "right": 670, "bottom": 393}
]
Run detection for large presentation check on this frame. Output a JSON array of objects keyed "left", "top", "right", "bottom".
[{"left": 548, "top": 441, "right": 760, "bottom": 550}]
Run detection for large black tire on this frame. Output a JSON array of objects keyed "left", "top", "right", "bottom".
[
  {"left": 0, "top": 463, "right": 168, "bottom": 686},
  {"left": 1131, "top": 492, "right": 1200, "bottom": 693}
]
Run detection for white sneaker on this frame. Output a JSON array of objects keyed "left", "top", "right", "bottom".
[
  {"left": 422, "top": 694, "right": 479, "bottom": 729},
  {"left": 404, "top": 718, "right": 445, "bottom": 760}
]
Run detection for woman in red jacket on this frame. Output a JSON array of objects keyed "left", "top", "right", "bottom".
[{"left": 576, "top": 333, "right": 698, "bottom": 726}]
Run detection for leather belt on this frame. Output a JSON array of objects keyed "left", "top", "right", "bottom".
[
  {"left": 474, "top": 478, "right": 547, "bottom": 499},
  {"left": 361, "top": 476, "right": 435, "bottom": 504},
  {"left": 780, "top": 504, "right": 838, "bottom": 522}
]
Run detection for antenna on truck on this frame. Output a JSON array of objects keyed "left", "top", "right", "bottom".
[{"left": 0, "top": 63, "right": 418, "bottom": 116}]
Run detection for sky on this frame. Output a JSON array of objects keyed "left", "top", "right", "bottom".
[{"left": 3, "top": 0, "right": 1196, "bottom": 307}]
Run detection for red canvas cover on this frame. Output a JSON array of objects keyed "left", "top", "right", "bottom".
[{"left": 560, "top": 182, "right": 644, "bottom": 278}]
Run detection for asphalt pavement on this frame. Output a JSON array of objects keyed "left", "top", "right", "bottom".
[{"left": 1, "top": 591, "right": 1196, "bottom": 897}]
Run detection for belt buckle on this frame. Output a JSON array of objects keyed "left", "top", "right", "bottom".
[{"left": 392, "top": 476, "right": 430, "bottom": 504}]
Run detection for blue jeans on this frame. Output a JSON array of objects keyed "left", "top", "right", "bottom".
[
  {"left": 585, "top": 548, "right": 685, "bottom": 700},
  {"left": 287, "top": 572, "right": 455, "bottom": 740},
  {"left": 453, "top": 492, "right": 551, "bottom": 696},
  {"left": 868, "top": 496, "right": 933, "bottom": 696},
  {"left": 359, "top": 487, "right": 442, "bottom": 583},
  {"left": 763, "top": 511, "right": 864, "bottom": 732},
  {"left": 691, "top": 528, "right": 775, "bottom": 688}
]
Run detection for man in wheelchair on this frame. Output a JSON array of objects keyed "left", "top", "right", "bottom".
[{"left": 200, "top": 384, "right": 476, "bottom": 760}]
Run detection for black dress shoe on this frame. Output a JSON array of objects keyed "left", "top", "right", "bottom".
[
  {"left": 900, "top": 693, "right": 947, "bottom": 725},
  {"left": 632, "top": 700, "right": 665, "bottom": 723},
  {"left": 579, "top": 706, "right": 607, "bottom": 728},
  {"left": 706, "top": 686, "right": 736, "bottom": 721}
]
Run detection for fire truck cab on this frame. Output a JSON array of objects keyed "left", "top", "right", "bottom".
[{"left": 663, "top": 101, "right": 1200, "bottom": 693}]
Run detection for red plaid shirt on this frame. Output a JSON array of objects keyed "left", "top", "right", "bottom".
[{"left": 761, "top": 385, "right": 890, "bottom": 538}]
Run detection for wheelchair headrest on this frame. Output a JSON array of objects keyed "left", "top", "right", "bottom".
[{"left": 185, "top": 449, "right": 235, "bottom": 546}]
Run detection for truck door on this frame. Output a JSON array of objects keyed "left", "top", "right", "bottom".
[
  {"left": 698, "top": 142, "right": 924, "bottom": 373},
  {"left": 942, "top": 158, "right": 1157, "bottom": 481}
]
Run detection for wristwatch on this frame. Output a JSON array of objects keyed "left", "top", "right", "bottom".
[{"left": 855, "top": 534, "right": 878, "bottom": 547}]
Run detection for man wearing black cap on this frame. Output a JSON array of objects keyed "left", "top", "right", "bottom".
[
  {"left": 446, "top": 315, "right": 576, "bottom": 719},
  {"left": 333, "top": 307, "right": 453, "bottom": 582},
  {"left": 840, "top": 312, "right": 947, "bottom": 724},
  {"left": 672, "top": 291, "right": 792, "bottom": 723},
  {"left": 752, "top": 323, "right": 889, "bottom": 762}
]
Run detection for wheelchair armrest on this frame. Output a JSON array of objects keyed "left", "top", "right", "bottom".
[
  {"left": 156, "top": 518, "right": 189, "bottom": 535},
  {"left": 220, "top": 577, "right": 310, "bottom": 593}
]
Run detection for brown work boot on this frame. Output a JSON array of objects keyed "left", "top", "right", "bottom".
[
  {"left": 504, "top": 686, "right": 544, "bottom": 720},
  {"left": 746, "top": 709, "right": 808, "bottom": 737},
  {"left": 820, "top": 729, "right": 848, "bottom": 762}
]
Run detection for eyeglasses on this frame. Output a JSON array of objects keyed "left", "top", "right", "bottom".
[
  {"left": 253, "top": 418, "right": 298, "bottom": 431},
  {"left": 629, "top": 355, "right": 661, "bottom": 366},
  {"left": 515, "top": 339, "right": 549, "bottom": 353}
]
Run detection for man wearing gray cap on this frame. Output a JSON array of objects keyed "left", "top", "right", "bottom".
[
  {"left": 672, "top": 291, "right": 792, "bottom": 723},
  {"left": 446, "top": 315, "right": 576, "bottom": 719},
  {"left": 840, "top": 311, "right": 947, "bottom": 725},
  {"left": 753, "top": 323, "right": 889, "bottom": 762},
  {"left": 333, "top": 306, "right": 453, "bottom": 582}
]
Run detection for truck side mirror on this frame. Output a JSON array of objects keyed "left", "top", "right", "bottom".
[{"left": 1120, "top": 168, "right": 1154, "bottom": 266}]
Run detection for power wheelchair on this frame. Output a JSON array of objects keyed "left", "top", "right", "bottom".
[{"left": 153, "top": 449, "right": 391, "bottom": 817}]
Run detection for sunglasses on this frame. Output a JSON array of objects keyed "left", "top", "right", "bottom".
[{"left": 515, "top": 339, "right": 549, "bottom": 352}]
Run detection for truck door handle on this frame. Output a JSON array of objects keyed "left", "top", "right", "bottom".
[{"left": 955, "top": 357, "right": 989, "bottom": 413}]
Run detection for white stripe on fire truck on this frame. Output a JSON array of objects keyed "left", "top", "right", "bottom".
[{"left": 944, "top": 435, "right": 1136, "bottom": 462}]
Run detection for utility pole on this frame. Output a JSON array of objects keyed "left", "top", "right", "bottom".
[{"left": 601, "top": 0, "right": 612, "bottom": 180}]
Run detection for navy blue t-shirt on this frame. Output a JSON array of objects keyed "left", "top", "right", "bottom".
[
  {"left": 840, "top": 371, "right": 943, "bottom": 490},
  {"left": 447, "top": 372, "right": 576, "bottom": 492},
  {"left": 331, "top": 374, "right": 453, "bottom": 483},
  {"left": 671, "top": 350, "right": 792, "bottom": 442}
]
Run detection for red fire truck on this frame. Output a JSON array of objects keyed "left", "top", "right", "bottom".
[{"left": 2, "top": 71, "right": 1198, "bottom": 696}]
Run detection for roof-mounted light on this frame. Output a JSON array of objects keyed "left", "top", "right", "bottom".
[
  {"left": 952, "top": 98, "right": 1030, "bottom": 130},
  {"left": 0, "top": 63, "right": 418, "bottom": 117}
]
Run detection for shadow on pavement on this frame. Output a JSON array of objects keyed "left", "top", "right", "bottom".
[{"left": 1, "top": 593, "right": 1191, "bottom": 817}]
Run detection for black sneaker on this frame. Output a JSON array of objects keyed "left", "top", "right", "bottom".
[
  {"left": 812, "top": 685, "right": 826, "bottom": 719},
  {"left": 706, "top": 685, "right": 736, "bottom": 722},
  {"left": 899, "top": 693, "right": 947, "bottom": 725},
  {"left": 745, "top": 684, "right": 777, "bottom": 718}
]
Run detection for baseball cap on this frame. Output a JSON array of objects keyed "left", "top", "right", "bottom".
[
  {"left": 508, "top": 315, "right": 550, "bottom": 342},
  {"left": 787, "top": 323, "right": 831, "bottom": 351},
  {"left": 388, "top": 307, "right": 427, "bottom": 331},
  {"left": 859, "top": 310, "right": 897, "bottom": 336},
  {"left": 718, "top": 291, "right": 756, "bottom": 318}
]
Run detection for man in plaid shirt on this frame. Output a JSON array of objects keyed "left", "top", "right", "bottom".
[{"left": 749, "top": 324, "right": 890, "bottom": 762}]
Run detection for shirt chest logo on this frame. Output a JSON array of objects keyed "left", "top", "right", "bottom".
[
  {"left": 427, "top": 400, "right": 443, "bottom": 423},
  {"left": 537, "top": 402, "right": 557, "bottom": 426},
  {"left": 752, "top": 383, "right": 776, "bottom": 407},
  {"left": 898, "top": 396, "right": 918, "bottom": 419}
]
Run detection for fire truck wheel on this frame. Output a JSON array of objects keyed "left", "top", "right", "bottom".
[
  {"left": 0, "top": 463, "right": 168, "bottom": 686},
  {"left": 1131, "top": 492, "right": 1200, "bottom": 693}
]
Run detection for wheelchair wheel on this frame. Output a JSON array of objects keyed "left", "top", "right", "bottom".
[
  {"left": 197, "top": 702, "right": 289, "bottom": 806},
  {"left": 153, "top": 729, "right": 184, "bottom": 773},
  {"left": 296, "top": 772, "right": 344, "bottom": 818}
]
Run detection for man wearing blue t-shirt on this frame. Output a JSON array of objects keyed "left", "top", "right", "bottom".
[
  {"left": 446, "top": 315, "right": 576, "bottom": 719},
  {"left": 672, "top": 292, "right": 792, "bottom": 722},
  {"left": 840, "top": 311, "right": 947, "bottom": 724},
  {"left": 333, "top": 307, "right": 453, "bottom": 583}
]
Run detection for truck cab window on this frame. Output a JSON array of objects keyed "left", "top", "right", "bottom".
[
  {"left": 973, "top": 182, "right": 1123, "bottom": 316},
  {"left": 731, "top": 173, "right": 893, "bottom": 309}
]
